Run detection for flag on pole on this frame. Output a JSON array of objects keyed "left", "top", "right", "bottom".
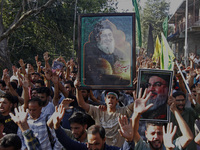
[
  {"left": 132, "top": 0, "right": 142, "bottom": 47},
  {"left": 152, "top": 35, "right": 161, "bottom": 62},
  {"left": 160, "top": 32, "right": 175, "bottom": 70},
  {"left": 147, "top": 23, "right": 154, "bottom": 56},
  {"left": 162, "top": 16, "right": 168, "bottom": 38}
]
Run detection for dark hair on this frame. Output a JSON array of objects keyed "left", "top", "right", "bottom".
[
  {"left": 64, "top": 80, "right": 74, "bottom": 88},
  {"left": 93, "top": 20, "right": 113, "bottom": 41},
  {"left": 35, "top": 80, "right": 45, "bottom": 87},
  {"left": 172, "top": 90, "right": 186, "bottom": 98},
  {"left": 0, "top": 93, "right": 14, "bottom": 104},
  {"left": 104, "top": 90, "right": 119, "bottom": 98},
  {"left": 28, "top": 97, "right": 43, "bottom": 107},
  {"left": 10, "top": 82, "right": 17, "bottom": 90},
  {"left": 31, "top": 88, "right": 38, "bottom": 92},
  {"left": 146, "top": 121, "right": 166, "bottom": 129},
  {"left": 87, "top": 125, "right": 105, "bottom": 139},
  {"left": 0, "top": 80, "right": 6, "bottom": 87},
  {"left": 0, "top": 134, "right": 22, "bottom": 150},
  {"left": 69, "top": 111, "right": 87, "bottom": 125},
  {"left": 37, "top": 87, "right": 51, "bottom": 97}
]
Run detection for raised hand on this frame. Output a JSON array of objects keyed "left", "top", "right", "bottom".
[
  {"left": 43, "top": 52, "right": 50, "bottom": 61},
  {"left": 51, "top": 72, "right": 59, "bottom": 84},
  {"left": 47, "top": 104, "right": 65, "bottom": 129},
  {"left": 74, "top": 79, "right": 80, "bottom": 88},
  {"left": 118, "top": 115, "right": 133, "bottom": 142},
  {"left": 189, "top": 53, "right": 195, "bottom": 61},
  {"left": 133, "top": 88, "right": 153, "bottom": 114},
  {"left": 9, "top": 106, "right": 29, "bottom": 132},
  {"left": 163, "top": 122, "right": 177, "bottom": 150},
  {"left": 35, "top": 55, "right": 39, "bottom": 62},
  {"left": 61, "top": 98, "right": 74, "bottom": 109},
  {"left": 44, "top": 68, "right": 52, "bottom": 81}
]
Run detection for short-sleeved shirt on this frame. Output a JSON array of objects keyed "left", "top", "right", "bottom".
[
  {"left": 88, "top": 105, "right": 133, "bottom": 147},
  {"left": 135, "top": 137, "right": 182, "bottom": 150}
]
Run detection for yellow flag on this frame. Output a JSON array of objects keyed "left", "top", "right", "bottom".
[{"left": 152, "top": 35, "right": 161, "bottom": 62}]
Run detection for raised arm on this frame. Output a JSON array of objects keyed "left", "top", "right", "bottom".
[
  {"left": 10, "top": 106, "right": 41, "bottom": 150},
  {"left": 74, "top": 80, "right": 90, "bottom": 112},
  {"left": 163, "top": 122, "right": 177, "bottom": 150},
  {"left": 132, "top": 89, "right": 153, "bottom": 143},
  {"left": 170, "top": 100, "right": 193, "bottom": 148},
  {"left": 51, "top": 73, "right": 59, "bottom": 106}
]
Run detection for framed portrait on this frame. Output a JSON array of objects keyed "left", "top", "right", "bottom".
[
  {"left": 78, "top": 13, "right": 136, "bottom": 89},
  {"left": 137, "top": 69, "right": 173, "bottom": 122}
]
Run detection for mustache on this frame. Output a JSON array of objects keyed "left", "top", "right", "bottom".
[{"left": 150, "top": 92, "right": 157, "bottom": 97}]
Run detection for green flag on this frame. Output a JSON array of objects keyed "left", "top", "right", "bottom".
[
  {"left": 162, "top": 16, "right": 168, "bottom": 38},
  {"left": 132, "top": 0, "right": 142, "bottom": 47}
]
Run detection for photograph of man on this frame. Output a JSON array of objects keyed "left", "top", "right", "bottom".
[
  {"left": 83, "top": 18, "right": 132, "bottom": 86},
  {"left": 138, "top": 69, "right": 172, "bottom": 121}
]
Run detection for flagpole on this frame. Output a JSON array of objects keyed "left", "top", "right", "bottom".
[
  {"left": 184, "top": 0, "right": 188, "bottom": 66},
  {"left": 175, "top": 61, "right": 196, "bottom": 105}
]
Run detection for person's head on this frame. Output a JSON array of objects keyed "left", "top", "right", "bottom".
[
  {"left": 145, "top": 75, "right": 169, "bottom": 111},
  {"left": 69, "top": 111, "right": 87, "bottom": 141},
  {"left": 28, "top": 97, "right": 43, "bottom": 120},
  {"left": 0, "top": 80, "right": 6, "bottom": 91},
  {"left": 87, "top": 125, "right": 106, "bottom": 150},
  {"left": 70, "top": 71, "right": 77, "bottom": 82},
  {"left": 64, "top": 80, "right": 74, "bottom": 93},
  {"left": 31, "top": 88, "right": 38, "bottom": 98},
  {"left": 31, "top": 72, "right": 40, "bottom": 83},
  {"left": 172, "top": 91, "right": 186, "bottom": 112},
  {"left": 35, "top": 80, "right": 45, "bottom": 88},
  {"left": 93, "top": 20, "right": 115, "bottom": 54},
  {"left": 0, "top": 93, "right": 14, "bottom": 116},
  {"left": 81, "top": 90, "right": 90, "bottom": 102},
  {"left": 104, "top": 90, "right": 119, "bottom": 110},
  {"left": 145, "top": 122, "right": 165, "bottom": 150},
  {"left": 0, "top": 134, "right": 21, "bottom": 150},
  {"left": 36, "top": 87, "right": 51, "bottom": 106}
]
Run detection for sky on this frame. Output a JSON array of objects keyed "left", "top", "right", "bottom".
[{"left": 116, "top": 0, "right": 184, "bottom": 15}]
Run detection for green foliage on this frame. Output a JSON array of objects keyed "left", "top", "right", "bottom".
[
  {"left": 5, "top": 0, "right": 117, "bottom": 69},
  {"left": 141, "top": 0, "right": 170, "bottom": 48}
]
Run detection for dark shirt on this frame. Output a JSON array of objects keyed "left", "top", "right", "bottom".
[
  {"left": 55, "top": 127, "right": 134, "bottom": 150},
  {"left": 3, "top": 115, "right": 18, "bottom": 134}
]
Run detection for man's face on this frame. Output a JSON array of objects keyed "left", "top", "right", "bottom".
[
  {"left": 175, "top": 95, "right": 185, "bottom": 111},
  {"left": 31, "top": 90, "right": 38, "bottom": 98},
  {"left": 70, "top": 123, "right": 86, "bottom": 140},
  {"left": 35, "top": 83, "right": 42, "bottom": 88},
  {"left": 97, "top": 29, "right": 115, "bottom": 54},
  {"left": 147, "top": 76, "right": 168, "bottom": 99},
  {"left": 28, "top": 102, "right": 41, "bottom": 120},
  {"left": 37, "top": 93, "right": 48, "bottom": 106},
  {"left": 64, "top": 83, "right": 72, "bottom": 92},
  {"left": 0, "top": 98, "right": 12, "bottom": 115},
  {"left": 145, "top": 125, "right": 163, "bottom": 150},
  {"left": 105, "top": 95, "right": 118, "bottom": 109},
  {"left": 81, "top": 90, "right": 88, "bottom": 101},
  {"left": 146, "top": 76, "right": 168, "bottom": 111},
  {"left": 31, "top": 74, "right": 39, "bottom": 82},
  {"left": 87, "top": 133, "right": 105, "bottom": 150}
]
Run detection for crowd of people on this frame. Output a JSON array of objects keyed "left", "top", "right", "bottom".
[{"left": 0, "top": 50, "right": 199, "bottom": 150}]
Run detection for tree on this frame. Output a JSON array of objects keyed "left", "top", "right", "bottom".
[
  {"left": 0, "top": 0, "right": 57, "bottom": 71},
  {"left": 0, "top": 0, "right": 118, "bottom": 72},
  {"left": 140, "top": 0, "right": 170, "bottom": 48}
]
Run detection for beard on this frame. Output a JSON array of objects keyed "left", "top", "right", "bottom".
[
  {"left": 97, "top": 39, "right": 115, "bottom": 54},
  {"left": 146, "top": 94, "right": 168, "bottom": 111},
  {"left": 148, "top": 140, "right": 163, "bottom": 150},
  {"left": 75, "top": 129, "right": 85, "bottom": 140}
]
